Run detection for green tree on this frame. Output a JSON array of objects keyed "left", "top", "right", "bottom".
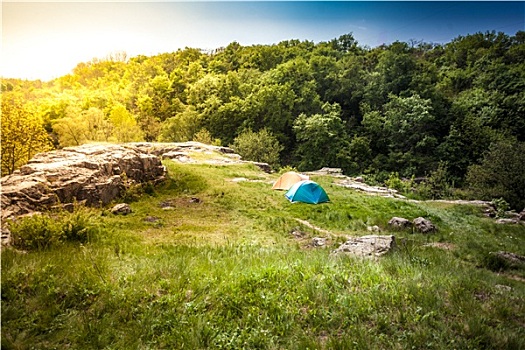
[
  {"left": 82, "top": 107, "right": 113, "bottom": 142},
  {"left": 1, "top": 94, "right": 53, "bottom": 175},
  {"left": 467, "top": 139, "right": 525, "bottom": 210},
  {"left": 439, "top": 88, "right": 505, "bottom": 179},
  {"left": 52, "top": 106, "right": 88, "bottom": 147},
  {"left": 293, "top": 102, "right": 350, "bottom": 171},
  {"left": 342, "top": 136, "right": 372, "bottom": 175},
  {"left": 364, "top": 41, "right": 417, "bottom": 109},
  {"left": 362, "top": 94, "right": 436, "bottom": 176},
  {"left": 158, "top": 107, "right": 202, "bottom": 142},
  {"left": 109, "top": 104, "right": 144, "bottom": 142},
  {"left": 231, "top": 129, "right": 283, "bottom": 169}
]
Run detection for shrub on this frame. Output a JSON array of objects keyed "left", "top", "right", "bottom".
[
  {"left": 10, "top": 214, "right": 63, "bottom": 250},
  {"left": 480, "top": 252, "right": 510, "bottom": 272},
  {"left": 425, "top": 162, "right": 452, "bottom": 199},
  {"left": 61, "top": 209, "right": 97, "bottom": 243},
  {"left": 467, "top": 139, "right": 525, "bottom": 210},
  {"left": 491, "top": 197, "right": 510, "bottom": 218},
  {"left": 193, "top": 128, "right": 221, "bottom": 146},
  {"left": 385, "top": 172, "right": 414, "bottom": 193},
  {"left": 278, "top": 165, "right": 298, "bottom": 175},
  {"left": 231, "top": 128, "right": 283, "bottom": 169},
  {"left": 9, "top": 208, "right": 99, "bottom": 250}
]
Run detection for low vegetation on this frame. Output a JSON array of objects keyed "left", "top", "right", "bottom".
[{"left": 2, "top": 159, "right": 524, "bottom": 349}]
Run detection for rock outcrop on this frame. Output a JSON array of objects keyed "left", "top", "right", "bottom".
[
  {"left": 336, "top": 178, "right": 405, "bottom": 199},
  {"left": 131, "top": 141, "right": 272, "bottom": 173},
  {"left": 1, "top": 142, "right": 271, "bottom": 232},
  {"left": 1, "top": 144, "right": 165, "bottom": 225}
]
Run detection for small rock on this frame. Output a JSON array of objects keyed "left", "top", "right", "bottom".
[
  {"left": 367, "top": 225, "right": 381, "bottom": 232},
  {"left": 312, "top": 237, "right": 326, "bottom": 247},
  {"left": 111, "top": 203, "right": 132, "bottom": 215},
  {"left": 1, "top": 226, "right": 12, "bottom": 246},
  {"left": 483, "top": 207, "right": 496, "bottom": 218},
  {"left": 354, "top": 176, "right": 365, "bottom": 183},
  {"left": 189, "top": 197, "right": 201, "bottom": 203},
  {"left": 504, "top": 211, "right": 520, "bottom": 219},
  {"left": 495, "top": 218, "right": 519, "bottom": 225},
  {"left": 218, "top": 147, "right": 235, "bottom": 154},
  {"left": 144, "top": 216, "right": 160, "bottom": 222},
  {"left": 231, "top": 178, "right": 248, "bottom": 182},
  {"left": 290, "top": 229, "right": 306, "bottom": 238},
  {"left": 490, "top": 251, "right": 525, "bottom": 267},
  {"left": 495, "top": 284, "right": 512, "bottom": 293},
  {"left": 160, "top": 200, "right": 174, "bottom": 208},
  {"left": 388, "top": 217, "right": 412, "bottom": 229},
  {"left": 250, "top": 162, "right": 272, "bottom": 173},
  {"left": 413, "top": 217, "right": 436, "bottom": 233}
]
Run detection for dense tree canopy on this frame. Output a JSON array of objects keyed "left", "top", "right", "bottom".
[{"left": 2, "top": 31, "right": 524, "bottom": 206}]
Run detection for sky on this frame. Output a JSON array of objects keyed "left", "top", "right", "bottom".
[{"left": 2, "top": 1, "right": 524, "bottom": 81}]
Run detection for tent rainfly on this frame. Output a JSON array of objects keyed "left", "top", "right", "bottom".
[
  {"left": 285, "top": 180, "right": 329, "bottom": 204},
  {"left": 272, "top": 171, "right": 309, "bottom": 190}
]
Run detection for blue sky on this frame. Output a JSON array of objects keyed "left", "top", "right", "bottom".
[{"left": 2, "top": 1, "right": 524, "bottom": 81}]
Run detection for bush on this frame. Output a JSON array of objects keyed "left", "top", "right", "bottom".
[
  {"left": 10, "top": 214, "right": 63, "bottom": 250},
  {"left": 385, "top": 172, "right": 414, "bottom": 193},
  {"left": 61, "top": 210, "right": 96, "bottom": 243},
  {"left": 491, "top": 197, "right": 510, "bottom": 218},
  {"left": 231, "top": 129, "right": 283, "bottom": 169},
  {"left": 277, "top": 165, "right": 298, "bottom": 175},
  {"left": 425, "top": 162, "right": 452, "bottom": 199},
  {"left": 480, "top": 252, "right": 510, "bottom": 272},
  {"left": 193, "top": 128, "right": 221, "bottom": 146},
  {"left": 10, "top": 208, "right": 99, "bottom": 250},
  {"left": 467, "top": 139, "right": 525, "bottom": 210}
]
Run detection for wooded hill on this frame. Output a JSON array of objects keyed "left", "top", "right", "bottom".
[{"left": 2, "top": 31, "right": 524, "bottom": 208}]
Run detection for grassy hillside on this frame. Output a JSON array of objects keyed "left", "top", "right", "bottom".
[{"left": 2, "top": 158, "right": 525, "bottom": 349}]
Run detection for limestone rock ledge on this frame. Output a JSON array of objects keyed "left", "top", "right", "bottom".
[
  {"left": 1, "top": 144, "right": 166, "bottom": 223},
  {"left": 1, "top": 141, "right": 271, "bottom": 228}
]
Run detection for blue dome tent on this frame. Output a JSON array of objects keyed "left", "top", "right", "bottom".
[{"left": 285, "top": 180, "right": 329, "bottom": 204}]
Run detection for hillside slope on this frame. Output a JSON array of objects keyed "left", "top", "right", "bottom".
[{"left": 2, "top": 156, "right": 525, "bottom": 349}]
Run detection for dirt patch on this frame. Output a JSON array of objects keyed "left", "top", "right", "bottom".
[
  {"left": 159, "top": 197, "right": 204, "bottom": 210},
  {"left": 423, "top": 242, "right": 456, "bottom": 250},
  {"left": 504, "top": 274, "right": 525, "bottom": 283},
  {"left": 294, "top": 219, "right": 335, "bottom": 236}
]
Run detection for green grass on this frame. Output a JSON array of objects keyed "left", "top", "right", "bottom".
[{"left": 2, "top": 160, "right": 525, "bottom": 349}]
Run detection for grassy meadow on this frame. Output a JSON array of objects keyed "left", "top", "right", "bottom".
[{"left": 2, "top": 158, "right": 525, "bottom": 349}]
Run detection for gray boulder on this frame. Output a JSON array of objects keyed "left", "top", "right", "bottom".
[
  {"left": 413, "top": 217, "right": 436, "bottom": 233},
  {"left": 388, "top": 217, "right": 412, "bottom": 229}
]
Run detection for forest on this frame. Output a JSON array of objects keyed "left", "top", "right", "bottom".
[{"left": 2, "top": 31, "right": 524, "bottom": 209}]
